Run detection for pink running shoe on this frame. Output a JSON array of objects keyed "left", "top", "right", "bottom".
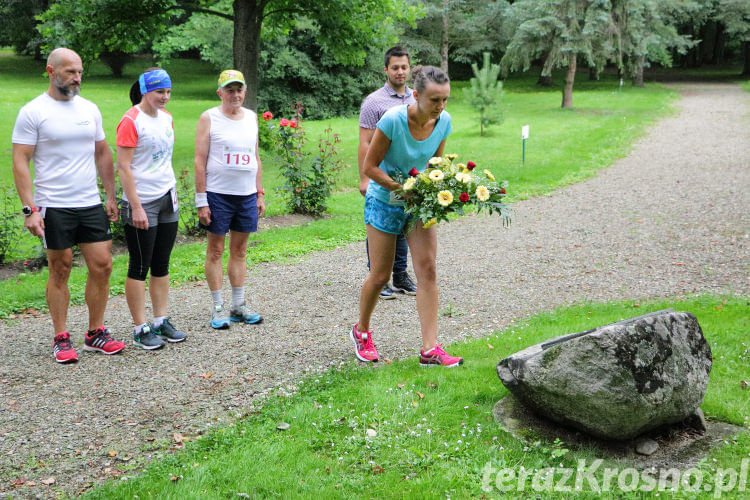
[
  {"left": 420, "top": 344, "right": 463, "bottom": 367},
  {"left": 350, "top": 323, "right": 379, "bottom": 362},
  {"left": 53, "top": 332, "right": 78, "bottom": 364}
]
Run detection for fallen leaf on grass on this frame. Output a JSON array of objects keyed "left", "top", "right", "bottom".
[
  {"left": 741, "top": 381, "right": 747, "bottom": 388},
  {"left": 199, "top": 373, "right": 213, "bottom": 379},
  {"left": 25, "top": 481, "right": 36, "bottom": 486},
  {"left": 383, "top": 359, "right": 392, "bottom": 365},
  {"left": 416, "top": 392, "right": 424, "bottom": 399},
  {"left": 487, "top": 344, "right": 494, "bottom": 350},
  {"left": 427, "top": 381, "right": 438, "bottom": 389},
  {"left": 41, "top": 477, "right": 55, "bottom": 486},
  {"left": 173, "top": 433, "right": 183, "bottom": 444},
  {"left": 397, "top": 382, "right": 405, "bottom": 389},
  {"left": 170, "top": 476, "right": 180, "bottom": 482},
  {"left": 371, "top": 465, "right": 384, "bottom": 474},
  {"left": 108, "top": 450, "right": 117, "bottom": 457}
]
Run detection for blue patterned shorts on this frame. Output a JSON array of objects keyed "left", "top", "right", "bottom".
[{"left": 364, "top": 194, "right": 413, "bottom": 235}]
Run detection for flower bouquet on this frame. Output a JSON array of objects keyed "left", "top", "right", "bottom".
[{"left": 397, "top": 154, "right": 511, "bottom": 229}]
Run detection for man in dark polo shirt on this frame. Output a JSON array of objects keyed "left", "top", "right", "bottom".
[{"left": 358, "top": 46, "right": 418, "bottom": 299}]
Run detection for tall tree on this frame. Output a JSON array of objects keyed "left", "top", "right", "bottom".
[
  {"left": 0, "top": 0, "right": 48, "bottom": 57},
  {"left": 38, "top": 0, "right": 175, "bottom": 76},
  {"left": 36, "top": 0, "right": 415, "bottom": 109},
  {"left": 610, "top": 0, "right": 697, "bottom": 86},
  {"left": 713, "top": 0, "right": 750, "bottom": 75},
  {"left": 221, "top": 0, "right": 417, "bottom": 109},
  {"left": 500, "top": 0, "right": 612, "bottom": 108},
  {"left": 399, "top": 0, "right": 511, "bottom": 69}
]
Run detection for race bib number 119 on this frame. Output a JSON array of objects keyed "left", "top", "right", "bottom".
[{"left": 223, "top": 147, "right": 254, "bottom": 170}]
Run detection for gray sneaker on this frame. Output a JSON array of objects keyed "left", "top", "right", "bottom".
[
  {"left": 133, "top": 325, "right": 165, "bottom": 350},
  {"left": 153, "top": 317, "right": 187, "bottom": 343},
  {"left": 229, "top": 301, "right": 263, "bottom": 324},
  {"left": 210, "top": 305, "right": 231, "bottom": 329}
]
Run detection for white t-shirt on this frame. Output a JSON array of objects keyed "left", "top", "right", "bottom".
[
  {"left": 11, "top": 93, "right": 106, "bottom": 208},
  {"left": 116, "top": 106, "right": 176, "bottom": 204},
  {"left": 206, "top": 106, "right": 259, "bottom": 196}
]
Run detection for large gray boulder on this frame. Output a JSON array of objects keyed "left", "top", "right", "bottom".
[{"left": 497, "top": 309, "right": 712, "bottom": 440}]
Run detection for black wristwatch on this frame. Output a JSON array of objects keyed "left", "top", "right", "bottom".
[{"left": 22, "top": 205, "right": 37, "bottom": 217}]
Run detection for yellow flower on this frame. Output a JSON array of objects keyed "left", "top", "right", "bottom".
[
  {"left": 437, "top": 190, "right": 453, "bottom": 207},
  {"left": 428, "top": 157, "right": 442, "bottom": 166},
  {"left": 457, "top": 163, "right": 467, "bottom": 171},
  {"left": 444, "top": 153, "right": 458, "bottom": 161},
  {"left": 455, "top": 172, "right": 471, "bottom": 184},
  {"left": 423, "top": 218, "right": 438, "bottom": 229},
  {"left": 476, "top": 185, "right": 490, "bottom": 202},
  {"left": 429, "top": 169, "right": 445, "bottom": 181},
  {"left": 483, "top": 169, "right": 496, "bottom": 181},
  {"left": 403, "top": 177, "right": 416, "bottom": 191}
]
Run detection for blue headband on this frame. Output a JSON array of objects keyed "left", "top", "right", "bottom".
[{"left": 138, "top": 69, "right": 172, "bottom": 95}]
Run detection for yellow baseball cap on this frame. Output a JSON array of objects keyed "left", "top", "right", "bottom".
[{"left": 218, "top": 69, "right": 245, "bottom": 87}]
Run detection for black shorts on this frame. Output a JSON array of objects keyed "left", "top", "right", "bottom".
[{"left": 41, "top": 205, "right": 112, "bottom": 250}]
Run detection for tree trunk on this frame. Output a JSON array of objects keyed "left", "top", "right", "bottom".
[
  {"left": 538, "top": 50, "right": 553, "bottom": 86},
  {"left": 440, "top": 0, "right": 449, "bottom": 73},
  {"left": 632, "top": 55, "right": 644, "bottom": 88},
  {"left": 561, "top": 53, "right": 576, "bottom": 109},
  {"left": 233, "top": 0, "right": 264, "bottom": 110},
  {"left": 537, "top": 73, "right": 553, "bottom": 86},
  {"left": 743, "top": 41, "right": 750, "bottom": 76}
]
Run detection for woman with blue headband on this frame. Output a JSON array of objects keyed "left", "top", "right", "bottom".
[{"left": 116, "top": 68, "right": 186, "bottom": 350}]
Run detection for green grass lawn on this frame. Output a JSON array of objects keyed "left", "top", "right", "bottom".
[
  {"left": 84, "top": 294, "right": 749, "bottom": 499},
  {"left": 0, "top": 55, "right": 677, "bottom": 317}
]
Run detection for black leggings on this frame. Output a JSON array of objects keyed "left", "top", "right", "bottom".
[{"left": 124, "top": 222, "right": 178, "bottom": 281}]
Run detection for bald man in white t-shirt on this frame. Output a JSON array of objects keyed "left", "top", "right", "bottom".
[{"left": 12, "top": 48, "right": 125, "bottom": 364}]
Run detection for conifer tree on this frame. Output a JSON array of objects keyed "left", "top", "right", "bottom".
[
  {"left": 465, "top": 52, "right": 504, "bottom": 136},
  {"left": 499, "top": 0, "right": 612, "bottom": 108}
]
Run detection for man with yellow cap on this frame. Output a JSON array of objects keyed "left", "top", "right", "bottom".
[{"left": 194, "top": 70, "right": 266, "bottom": 329}]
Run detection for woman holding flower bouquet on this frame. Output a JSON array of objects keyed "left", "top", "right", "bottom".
[{"left": 351, "top": 65, "right": 463, "bottom": 367}]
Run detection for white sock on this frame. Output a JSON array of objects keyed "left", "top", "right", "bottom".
[
  {"left": 211, "top": 289, "right": 224, "bottom": 308},
  {"left": 231, "top": 287, "right": 245, "bottom": 307},
  {"left": 134, "top": 323, "right": 148, "bottom": 334},
  {"left": 152, "top": 316, "right": 167, "bottom": 328}
]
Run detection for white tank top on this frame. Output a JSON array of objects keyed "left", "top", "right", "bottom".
[{"left": 206, "top": 106, "right": 259, "bottom": 196}]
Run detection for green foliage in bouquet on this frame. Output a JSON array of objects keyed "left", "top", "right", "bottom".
[{"left": 398, "top": 154, "right": 511, "bottom": 229}]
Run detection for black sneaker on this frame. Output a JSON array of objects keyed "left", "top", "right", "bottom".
[
  {"left": 133, "top": 325, "right": 165, "bottom": 350},
  {"left": 392, "top": 271, "right": 417, "bottom": 295},
  {"left": 153, "top": 318, "right": 187, "bottom": 343},
  {"left": 380, "top": 284, "right": 397, "bottom": 300}
]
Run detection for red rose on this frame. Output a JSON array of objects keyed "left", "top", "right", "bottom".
[
  {"left": 262, "top": 111, "right": 273, "bottom": 121},
  {"left": 279, "top": 118, "right": 290, "bottom": 127},
  {"left": 459, "top": 192, "right": 470, "bottom": 202},
  {"left": 466, "top": 161, "right": 476, "bottom": 171},
  {"left": 290, "top": 120, "right": 298, "bottom": 128},
  {"left": 499, "top": 187, "right": 506, "bottom": 194},
  {"left": 408, "top": 168, "right": 419, "bottom": 177}
]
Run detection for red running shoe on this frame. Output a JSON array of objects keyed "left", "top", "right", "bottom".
[
  {"left": 419, "top": 344, "right": 463, "bottom": 367},
  {"left": 53, "top": 332, "right": 78, "bottom": 363},
  {"left": 350, "top": 323, "right": 379, "bottom": 362},
  {"left": 84, "top": 326, "right": 125, "bottom": 355}
]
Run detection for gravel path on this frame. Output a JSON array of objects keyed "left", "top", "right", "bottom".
[{"left": 1, "top": 82, "right": 748, "bottom": 498}]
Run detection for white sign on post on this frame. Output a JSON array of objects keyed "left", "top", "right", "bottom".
[{"left": 521, "top": 125, "right": 530, "bottom": 139}]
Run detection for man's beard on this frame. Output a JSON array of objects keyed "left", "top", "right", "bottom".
[{"left": 54, "top": 78, "right": 80, "bottom": 98}]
